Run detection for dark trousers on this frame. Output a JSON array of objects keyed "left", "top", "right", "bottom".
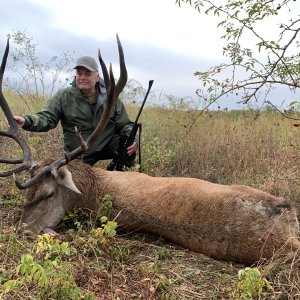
[{"left": 83, "top": 135, "right": 135, "bottom": 167}]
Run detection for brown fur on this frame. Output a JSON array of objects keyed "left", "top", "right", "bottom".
[{"left": 19, "top": 160, "right": 300, "bottom": 265}]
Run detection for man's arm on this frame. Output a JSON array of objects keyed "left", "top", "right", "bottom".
[{"left": 17, "top": 91, "right": 63, "bottom": 132}]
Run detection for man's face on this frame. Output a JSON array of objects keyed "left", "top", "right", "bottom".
[{"left": 75, "top": 67, "right": 99, "bottom": 92}]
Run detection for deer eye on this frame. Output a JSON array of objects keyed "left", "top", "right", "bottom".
[
  {"left": 46, "top": 191, "right": 54, "bottom": 199},
  {"left": 40, "top": 189, "right": 54, "bottom": 200}
]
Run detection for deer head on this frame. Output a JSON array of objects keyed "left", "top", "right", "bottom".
[{"left": 0, "top": 34, "right": 126, "bottom": 188}]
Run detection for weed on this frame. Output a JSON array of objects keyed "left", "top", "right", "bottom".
[
  {"left": 98, "top": 194, "right": 113, "bottom": 218},
  {"left": 156, "top": 247, "right": 171, "bottom": 260},
  {"left": 61, "top": 208, "right": 94, "bottom": 232},
  {"left": 233, "top": 267, "right": 273, "bottom": 299},
  {"left": 0, "top": 234, "right": 93, "bottom": 299},
  {"left": 151, "top": 274, "right": 177, "bottom": 299}
]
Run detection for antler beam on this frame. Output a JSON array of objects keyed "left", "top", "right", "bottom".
[{"left": 0, "top": 38, "right": 34, "bottom": 176}]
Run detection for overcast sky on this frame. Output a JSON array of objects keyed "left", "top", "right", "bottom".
[{"left": 1, "top": 0, "right": 299, "bottom": 110}]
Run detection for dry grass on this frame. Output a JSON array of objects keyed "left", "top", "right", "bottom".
[{"left": 1, "top": 91, "right": 300, "bottom": 299}]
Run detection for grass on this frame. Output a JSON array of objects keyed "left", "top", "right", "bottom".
[{"left": 1, "top": 90, "right": 300, "bottom": 299}]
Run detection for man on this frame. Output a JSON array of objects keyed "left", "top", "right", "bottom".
[{"left": 13, "top": 56, "right": 137, "bottom": 167}]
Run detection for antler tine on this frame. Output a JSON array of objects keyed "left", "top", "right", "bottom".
[
  {"left": 98, "top": 48, "right": 110, "bottom": 93},
  {"left": 16, "top": 55, "right": 117, "bottom": 189},
  {"left": 115, "top": 33, "right": 127, "bottom": 99},
  {"left": 98, "top": 34, "right": 127, "bottom": 99},
  {"left": 0, "top": 38, "right": 33, "bottom": 177}
]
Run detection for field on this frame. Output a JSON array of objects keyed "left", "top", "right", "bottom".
[{"left": 1, "top": 92, "right": 300, "bottom": 299}]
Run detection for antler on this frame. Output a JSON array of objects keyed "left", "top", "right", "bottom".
[
  {"left": 14, "top": 34, "right": 126, "bottom": 189},
  {"left": 0, "top": 38, "right": 34, "bottom": 177}
]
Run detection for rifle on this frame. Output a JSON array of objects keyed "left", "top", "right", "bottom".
[{"left": 107, "top": 79, "right": 154, "bottom": 171}]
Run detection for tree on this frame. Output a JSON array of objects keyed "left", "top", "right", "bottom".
[
  {"left": 176, "top": 0, "right": 300, "bottom": 109},
  {"left": 6, "top": 31, "right": 75, "bottom": 102}
]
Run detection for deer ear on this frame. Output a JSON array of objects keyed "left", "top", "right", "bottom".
[{"left": 51, "top": 168, "right": 82, "bottom": 194}]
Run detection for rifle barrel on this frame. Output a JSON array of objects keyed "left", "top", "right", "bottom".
[{"left": 134, "top": 80, "right": 154, "bottom": 126}]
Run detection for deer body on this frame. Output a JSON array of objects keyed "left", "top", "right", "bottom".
[{"left": 19, "top": 160, "right": 300, "bottom": 265}]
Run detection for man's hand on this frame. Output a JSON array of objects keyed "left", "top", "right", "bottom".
[
  {"left": 127, "top": 142, "right": 137, "bottom": 156},
  {"left": 13, "top": 116, "right": 25, "bottom": 128}
]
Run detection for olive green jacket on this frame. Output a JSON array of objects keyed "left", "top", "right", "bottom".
[{"left": 23, "top": 80, "right": 135, "bottom": 160}]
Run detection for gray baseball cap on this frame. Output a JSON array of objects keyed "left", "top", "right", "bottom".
[{"left": 74, "top": 56, "right": 98, "bottom": 72}]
